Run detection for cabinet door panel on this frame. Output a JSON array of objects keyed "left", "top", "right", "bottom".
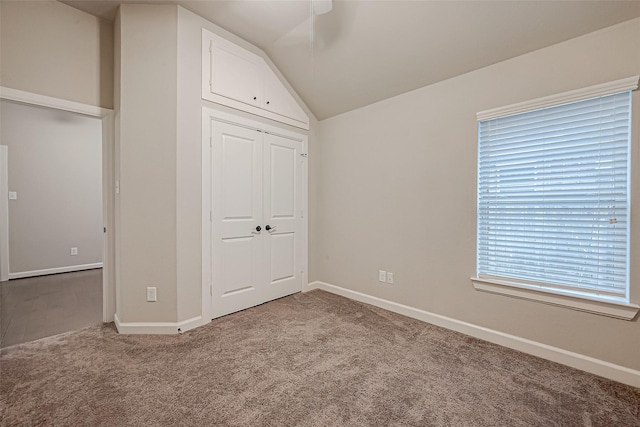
[
  {"left": 209, "top": 40, "right": 261, "bottom": 107},
  {"left": 262, "top": 71, "right": 308, "bottom": 124}
]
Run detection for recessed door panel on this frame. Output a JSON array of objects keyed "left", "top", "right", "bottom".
[
  {"left": 270, "top": 233, "right": 295, "bottom": 283},
  {"left": 222, "top": 136, "right": 256, "bottom": 220},
  {"left": 221, "top": 237, "right": 256, "bottom": 295},
  {"left": 270, "top": 144, "right": 295, "bottom": 219}
]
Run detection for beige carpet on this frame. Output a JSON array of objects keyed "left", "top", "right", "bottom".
[{"left": 1, "top": 290, "right": 638, "bottom": 426}]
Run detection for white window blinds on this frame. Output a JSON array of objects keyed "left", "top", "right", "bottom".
[{"left": 477, "top": 91, "right": 631, "bottom": 300}]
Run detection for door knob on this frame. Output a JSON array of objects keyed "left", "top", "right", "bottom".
[
  {"left": 255, "top": 226, "right": 261, "bottom": 232},
  {"left": 265, "top": 225, "right": 276, "bottom": 231}
]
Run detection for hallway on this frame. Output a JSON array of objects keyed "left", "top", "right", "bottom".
[{"left": 0, "top": 269, "right": 102, "bottom": 347}]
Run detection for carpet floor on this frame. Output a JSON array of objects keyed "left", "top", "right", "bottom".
[{"left": 1, "top": 290, "right": 639, "bottom": 426}]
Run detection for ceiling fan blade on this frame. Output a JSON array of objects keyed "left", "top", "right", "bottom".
[
  {"left": 272, "top": 0, "right": 357, "bottom": 52},
  {"left": 313, "top": 0, "right": 333, "bottom": 16}
]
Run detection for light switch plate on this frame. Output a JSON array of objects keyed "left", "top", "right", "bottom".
[
  {"left": 378, "top": 270, "right": 386, "bottom": 282},
  {"left": 8, "top": 192, "right": 17, "bottom": 200},
  {"left": 147, "top": 287, "right": 157, "bottom": 302}
]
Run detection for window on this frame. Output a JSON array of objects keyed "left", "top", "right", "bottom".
[{"left": 472, "top": 77, "right": 639, "bottom": 319}]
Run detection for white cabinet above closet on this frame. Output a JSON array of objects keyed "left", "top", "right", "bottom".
[{"left": 202, "top": 29, "right": 310, "bottom": 130}]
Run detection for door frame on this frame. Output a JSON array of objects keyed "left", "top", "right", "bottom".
[
  {"left": 0, "top": 87, "right": 116, "bottom": 323},
  {"left": 0, "top": 145, "right": 8, "bottom": 282},
  {"left": 201, "top": 107, "right": 308, "bottom": 320}
]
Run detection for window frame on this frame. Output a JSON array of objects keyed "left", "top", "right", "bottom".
[{"left": 471, "top": 77, "right": 640, "bottom": 320}]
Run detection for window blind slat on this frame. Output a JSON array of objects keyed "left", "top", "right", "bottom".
[
  {"left": 479, "top": 116, "right": 630, "bottom": 147},
  {"left": 480, "top": 140, "right": 629, "bottom": 164},
  {"left": 477, "top": 91, "right": 630, "bottom": 299},
  {"left": 480, "top": 113, "right": 628, "bottom": 139},
  {"left": 477, "top": 261, "right": 627, "bottom": 284}
]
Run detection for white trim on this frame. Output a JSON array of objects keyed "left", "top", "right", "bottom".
[
  {"left": 0, "top": 146, "right": 8, "bottom": 282},
  {"left": 471, "top": 277, "right": 639, "bottom": 320},
  {"left": 9, "top": 263, "right": 103, "bottom": 279},
  {"left": 203, "top": 108, "right": 309, "bottom": 141},
  {"left": 201, "top": 107, "right": 309, "bottom": 321},
  {"left": 201, "top": 109, "right": 212, "bottom": 323},
  {"left": 0, "top": 87, "right": 111, "bottom": 118},
  {"left": 477, "top": 76, "right": 639, "bottom": 121},
  {"left": 306, "top": 281, "right": 640, "bottom": 389},
  {"left": 300, "top": 138, "right": 309, "bottom": 292},
  {"left": 202, "top": 97, "right": 309, "bottom": 130},
  {"left": 0, "top": 86, "right": 116, "bottom": 323},
  {"left": 101, "top": 112, "right": 116, "bottom": 322},
  {"left": 114, "top": 314, "right": 207, "bottom": 334}
]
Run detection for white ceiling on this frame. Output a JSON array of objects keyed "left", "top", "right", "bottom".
[{"left": 61, "top": 0, "right": 640, "bottom": 120}]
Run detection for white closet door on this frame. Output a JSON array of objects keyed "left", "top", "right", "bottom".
[
  {"left": 209, "top": 119, "right": 304, "bottom": 319},
  {"left": 262, "top": 133, "right": 303, "bottom": 302},
  {"left": 210, "top": 121, "right": 264, "bottom": 318}
]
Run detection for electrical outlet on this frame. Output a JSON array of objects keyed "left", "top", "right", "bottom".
[
  {"left": 378, "top": 270, "right": 386, "bottom": 282},
  {"left": 147, "top": 287, "right": 157, "bottom": 302},
  {"left": 70, "top": 247, "right": 78, "bottom": 256},
  {"left": 387, "top": 272, "right": 394, "bottom": 284}
]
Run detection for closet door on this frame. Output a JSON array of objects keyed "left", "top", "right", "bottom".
[
  {"left": 210, "top": 121, "right": 264, "bottom": 318},
  {"left": 208, "top": 118, "right": 305, "bottom": 319},
  {"left": 262, "top": 133, "right": 303, "bottom": 302}
]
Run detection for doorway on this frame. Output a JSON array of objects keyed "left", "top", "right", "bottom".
[{"left": 0, "top": 87, "right": 114, "bottom": 345}]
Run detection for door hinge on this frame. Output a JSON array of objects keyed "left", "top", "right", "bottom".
[
  {"left": 210, "top": 284, "right": 213, "bottom": 296},
  {"left": 103, "top": 227, "right": 107, "bottom": 233},
  {"left": 300, "top": 153, "right": 308, "bottom": 158}
]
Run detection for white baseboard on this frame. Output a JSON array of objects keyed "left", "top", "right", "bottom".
[
  {"left": 306, "top": 281, "right": 640, "bottom": 389},
  {"left": 114, "top": 314, "right": 207, "bottom": 335},
  {"left": 9, "top": 263, "right": 104, "bottom": 279}
]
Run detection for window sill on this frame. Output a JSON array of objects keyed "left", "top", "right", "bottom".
[{"left": 471, "top": 277, "right": 639, "bottom": 320}]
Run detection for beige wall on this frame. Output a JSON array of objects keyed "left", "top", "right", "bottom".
[
  {"left": 176, "top": 8, "right": 202, "bottom": 322},
  {"left": 0, "top": 0, "right": 113, "bottom": 109},
  {"left": 115, "top": 5, "right": 178, "bottom": 322},
  {"left": 1, "top": 100, "right": 103, "bottom": 274},
  {"left": 317, "top": 18, "right": 640, "bottom": 371}
]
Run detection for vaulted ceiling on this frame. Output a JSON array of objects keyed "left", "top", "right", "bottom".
[{"left": 62, "top": 0, "right": 640, "bottom": 120}]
